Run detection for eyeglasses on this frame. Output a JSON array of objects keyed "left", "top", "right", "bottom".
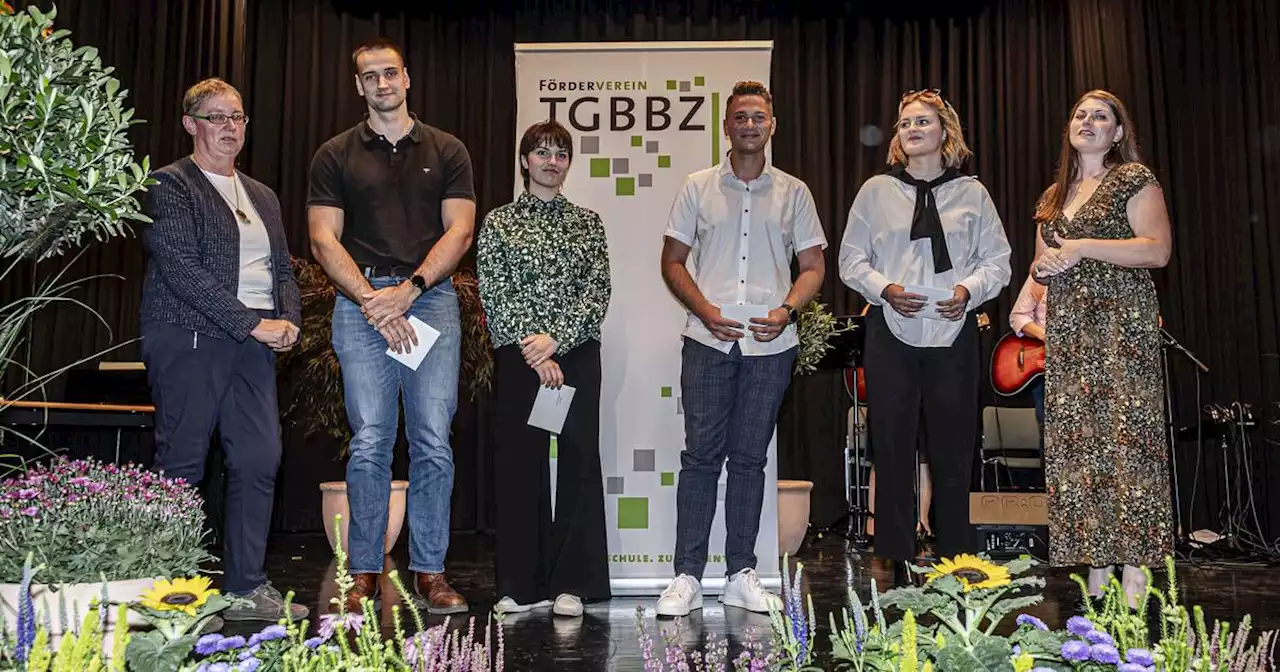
[{"left": 189, "top": 112, "right": 249, "bottom": 126}]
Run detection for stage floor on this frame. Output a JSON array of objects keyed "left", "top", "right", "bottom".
[{"left": 215, "top": 531, "right": 1280, "bottom": 670}]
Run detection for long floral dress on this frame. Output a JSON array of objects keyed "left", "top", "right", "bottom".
[{"left": 1042, "top": 161, "right": 1173, "bottom": 567}]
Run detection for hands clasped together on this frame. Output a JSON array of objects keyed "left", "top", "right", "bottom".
[
  {"left": 359, "top": 283, "right": 421, "bottom": 354},
  {"left": 699, "top": 306, "right": 789, "bottom": 343},
  {"left": 521, "top": 333, "right": 563, "bottom": 389},
  {"left": 1033, "top": 233, "right": 1084, "bottom": 279},
  {"left": 250, "top": 318, "right": 300, "bottom": 352},
  {"left": 881, "top": 284, "right": 970, "bottom": 320}
]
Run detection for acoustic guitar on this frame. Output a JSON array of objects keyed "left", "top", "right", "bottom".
[{"left": 990, "top": 331, "right": 1046, "bottom": 396}]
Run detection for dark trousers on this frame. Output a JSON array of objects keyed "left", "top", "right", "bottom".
[
  {"left": 493, "top": 341, "right": 611, "bottom": 604},
  {"left": 863, "top": 307, "right": 978, "bottom": 562},
  {"left": 142, "top": 316, "right": 281, "bottom": 595},
  {"left": 675, "top": 339, "right": 796, "bottom": 579}
]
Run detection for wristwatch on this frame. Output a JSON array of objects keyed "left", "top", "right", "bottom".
[
  {"left": 782, "top": 303, "right": 799, "bottom": 324},
  {"left": 410, "top": 274, "right": 427, "bottom": 293}
]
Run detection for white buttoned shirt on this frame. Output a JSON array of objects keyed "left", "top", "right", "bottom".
[{"left": 664, "top": 158, "right": 827, "bottom": 356}]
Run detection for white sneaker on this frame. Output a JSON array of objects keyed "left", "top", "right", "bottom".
[
  {"left": 552, "top": 593, "right": 583, "bottom": 617},
  {"left": 721, "top": 568, "right": 782, "bottom": 613},
  {"left": 494, "top": 596, "right": 552, "bottom": 615},
  {"left": 656, "top": 574, "right": 703, "bottom": 617}
]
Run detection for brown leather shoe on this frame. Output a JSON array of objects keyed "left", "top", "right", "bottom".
[
  {"left": 414, "top": 572, "right": 468, "bottom": 614},
  {"left": 336, "top": 572, "right": 380, "bottom": 614}
]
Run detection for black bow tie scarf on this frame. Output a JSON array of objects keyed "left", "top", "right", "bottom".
[{"left": 889, "top": 165, "right": 965, "bottom": 274}]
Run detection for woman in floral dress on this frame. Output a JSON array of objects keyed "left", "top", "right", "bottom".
[{"left": 1032, "top": 90, "right": 1173, "bottom": 608}]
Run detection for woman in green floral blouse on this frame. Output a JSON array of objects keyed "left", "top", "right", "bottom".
[{"left": 477, "top": 120, "right": 613, "bottom": 618}]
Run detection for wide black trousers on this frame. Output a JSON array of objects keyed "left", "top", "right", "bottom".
[
  {"left": 493, "top": 340, "right": 612, "bottom": 604},
  {"left": 863, "top": 306, "right": 979, "bottom": 562}
]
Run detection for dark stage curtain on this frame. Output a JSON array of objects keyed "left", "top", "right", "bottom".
[{"left": 5, "top": 0, "right": 1278, "bottom": 544}]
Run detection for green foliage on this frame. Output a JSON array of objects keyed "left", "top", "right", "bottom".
[
  {"left": 794, "top": 296, "right": 853, "bottom": 375},
  {"left": 0, "top": 458, "right": 216, "bottom": 584},
  {"left": 0, "top": 3, "right": 154, "bottom": 261},
  {"left": 0, "top": 2, "right": 151, "bottom": 431}
]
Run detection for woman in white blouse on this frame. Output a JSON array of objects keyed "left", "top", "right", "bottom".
[{"left": 839, "top": 89, "right": 1012, "bottom": 574}]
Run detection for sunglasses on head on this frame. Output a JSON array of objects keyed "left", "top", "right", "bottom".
[{"left": 901, "top": 88, "right": 943, "bottom": 99}]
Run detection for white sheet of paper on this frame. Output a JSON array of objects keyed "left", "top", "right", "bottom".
[
  {"left": 528, "top": 385, "right": 576, "bottom": 435},
  {"left": 719, "top": 303, "right": 770, "bottom": 330},
  {"left": 384, "top": 316, "right": 441, "bottom": 371},
  {"left": 904, "top": 284, "right": 957, "bottom": 321}
]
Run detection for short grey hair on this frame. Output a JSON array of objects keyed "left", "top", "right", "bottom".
[{"left": 182, "top": 78, "right": 242, "bottom": 116}]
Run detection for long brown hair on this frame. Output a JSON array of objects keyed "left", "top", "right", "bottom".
[{"left": 1034, "top": 89, "right": 1143, "bottom": 223}]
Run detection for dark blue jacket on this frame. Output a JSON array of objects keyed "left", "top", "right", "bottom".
[{"left": 140, "top": 156, "right": 301, "bottom": 341}]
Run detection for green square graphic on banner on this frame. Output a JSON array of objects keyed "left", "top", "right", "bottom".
[
  {"left": 658, "top": 155, "right": 671, "bottom": 168},
  {"left": 660, "top": 386, "right": 672, "bottom": 397},
  {"left": 617, "top": 497, "right": 649, "bottom": 529},
  {"left": 631, "top": 135, "right": 643, "bottom": 147},
  {"left": 616, "top": 177, "right": 635, "bottom": 196},
  {"left": 549, "top": 435, "right": 558, "bottom": 459},
  {"left": 661, "top": 472, "right": 675, "bottom": 487},
  {"left": 666, "top": 79, "right": 677, "bottom": 90},
  {"left": 694, "top": 76, "right": 705, "bottom": 86},
  {"left": 590, "top": 158, "right": 610, "bottom": 178}
]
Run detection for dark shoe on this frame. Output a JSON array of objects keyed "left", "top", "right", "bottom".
[
  {"left": 223, "top": 582, "right": 310, "bottom": 622},
  {"left": 335, "top": 573, "right": 380, "bottom": 614},
  {"left": 414, "top": 572, "right": 468, "bottom": 615},
  {"left": 198, "top": 615, "right": 224, "bottom": 634}
]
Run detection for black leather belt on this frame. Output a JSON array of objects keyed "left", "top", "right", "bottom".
[{"left": 360, "top": 264, "right": 416, "bottom": 278}]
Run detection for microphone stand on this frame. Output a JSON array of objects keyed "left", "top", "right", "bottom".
[{"left": 1161, "top": 326, "right": 1207, "bottom": 548}]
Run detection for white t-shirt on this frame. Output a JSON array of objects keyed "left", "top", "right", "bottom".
[{"left": 202, "top": 170, "right": 275, "bottom": 310}]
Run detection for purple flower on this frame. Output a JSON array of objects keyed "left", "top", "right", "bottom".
[
  {"left": 195, "top": 634, "right": 224, "bottom": 655},
  {"left": 318, "top": 613, "right": 363, "bottom": 639},
  {"left": 238, "top": 645, "right": 260, "bottom": 660},
  {"left": 216, "top": 635, "right": 247, "bottom": 652},
  {"left": 238, "top": 660, "right": 261, "bottom": 672},
  {"left": 19, "top": 507, "right": 37, "bottom": 517},
  {"left": 1126, "top": 649, "right": 1155, "bottom": 666},
  {"left": 1016, "top": 614, "right": 1049, "bottom": 631},
  {"left": 303, "top": 636, "right": 324, "bottom": 649},
  {"left": 15, "top": 488, "right": 37, "bottom": 500},
  {"left": 1090, "top": 643, "right": 1121, "bottom": 664},
  {"left": 1066, "top": 616, "right": 1095, "bottom": 636},
  {"left": 256, "top": 624, "right": 287, "bottom": 641},
  {"left": 1085, "top": 629, "right": 1115, "bottom": 646},
  {"left": 1118, "top": 664, "right": 1152, "bottom": 672},
  {"left": 1061, "top": 640, "right": 1091, "bottom": 662},
  {"left": 208, "top": 664, "right": 231, "bottom": 672}
]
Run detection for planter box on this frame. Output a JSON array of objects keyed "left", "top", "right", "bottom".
[{"left": 0, "top": 575, "right": 158, "bottom": 655}]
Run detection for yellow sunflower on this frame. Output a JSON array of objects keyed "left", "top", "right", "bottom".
[
  {"left": 139, "top": 576, "right": 218, "bottom": 616},
  {"left": 924, "top": 554, "right": 1011, "bottom": 592}
]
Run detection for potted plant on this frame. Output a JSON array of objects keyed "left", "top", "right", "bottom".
[
  {"left": 277, "top": 258, "right": 494, "bottom": 554},
  {"left": 0, "top": 2, "right": 155, "bottom": 432},
  {"left": 0, "top": 457, "right": 216, "bottom": 642}
]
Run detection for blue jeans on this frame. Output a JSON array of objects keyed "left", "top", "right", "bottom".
[
  {"left": 332, "top": 276, "right": 460, "bottom": 575},
  {"left": 674, "top": 338, "right": 797, "bottom": 579}
]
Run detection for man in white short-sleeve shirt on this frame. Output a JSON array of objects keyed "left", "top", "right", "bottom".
[{"left": 656, "top": 81, "right": 827, "bottom": 617}]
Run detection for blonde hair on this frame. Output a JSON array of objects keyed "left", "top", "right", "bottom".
[
  {"left": 886, "top": 90, "right": 972, "bottom": 169},
  {"left": 181, "top": 78, "right": 241, "bottom": 116}
]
